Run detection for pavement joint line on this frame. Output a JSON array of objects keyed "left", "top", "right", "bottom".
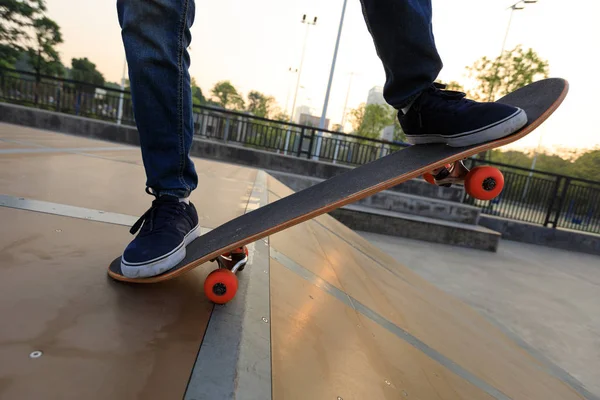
[
  {"left": 0, "top": 146, "right": 135, "bottom": 155},
  {"left": 0, "top": 194, "right": 214, "bottom": 232}
]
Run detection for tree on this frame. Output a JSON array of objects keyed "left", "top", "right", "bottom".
[
  {"left": 272, "top": 110, "right": 290, "bottom": 122},
  {"left": 572, "top": 149, "right": 600, "bottom": 179},
  {"left": 246, "top": 90, "right": 274, "bottom": 118},
  {"left": 70, "top": 57, "right": 105, "bottom": 93},
  {"left": 26, "top": 16, "right": 63, "bottom": 77},
  {"left": 191, "top": 77, "right": 206, "bottom": 105},
  {"left": 210, "top": 80, "right": 244, "bottom": 110},
  {"left": 349, "top": 102, "right": 402, "bottom": 141},
  {"left": 0, "top": 0, "right": 44, "bottom": 68},
  {"left": 1, "top": 0, "right": 63, "bottom": 75},
  {"left": 466, "top": 45, "right": 549, "bottom": 101}
]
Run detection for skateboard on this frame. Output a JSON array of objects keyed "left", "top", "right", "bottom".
[{"left": 108, "top": 77, "right": 568, "bottom": 303}]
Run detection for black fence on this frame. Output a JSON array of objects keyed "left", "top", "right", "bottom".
[
  {"left": 464, "top": 159, "right": 600, "bottom": 234},
  {"left": 1, "top": 68, "right": 599, "bottom": 234},
  {"left": 192, "top": 105, "right": 406, "bottom": 166}
]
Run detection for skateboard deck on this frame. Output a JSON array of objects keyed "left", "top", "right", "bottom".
[{"left": 109, "top": 78, "right": 568, "bottom": 288}]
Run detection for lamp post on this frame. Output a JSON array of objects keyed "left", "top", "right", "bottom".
[
  {"left": 340, "top": 71, "right": 356, "bottom": 130},
  {"left": 290, "top": 14, "right": 317, "bottom": 123},
  {"left": 285, "top": 67, "right": 298, "bottom": 116},
  {"left": 314, "top": 0, "right": 348, "bottom": 160},
  {"left": 487, "top": 0, "right": 538, "bottom": 102},
  {"left": 482, "top": 0, "right": 537, "bottom": 161}
]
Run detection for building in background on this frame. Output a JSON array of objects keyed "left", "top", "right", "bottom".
[
  {"left": 294, "top": 105, "right": 313, "bottom": 123},
  {"left": 298, "top": 113, "right": 330, "bottom": 130},
  {"left": 366, "top": 86, "right": 385, "bottom": 106}
]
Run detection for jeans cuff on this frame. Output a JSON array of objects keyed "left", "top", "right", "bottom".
[{"left": 395, "top": 91, "right": 422, "bottom": 111}]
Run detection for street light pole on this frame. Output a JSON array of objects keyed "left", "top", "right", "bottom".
[
  {"left": 482, "top": 0, "right": 536, "bottom": 161},
  {"left": 314, "top": 0, "right": 348, "bottom": 159},
  {"left": 285, "top": 67, "right": 298, "bottom": 116},
  {"left": 340, "top": 72, "right": 356, "bottom": 130},
  {"left": 486, "top": 0, "right": 537, "bottom": 102},
  {"left": 290, "top": 15, "right": 317, "bottom": 123}
]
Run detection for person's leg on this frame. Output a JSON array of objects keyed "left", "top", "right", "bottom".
[
  {"left": 359, "top": 0, "right": 527, "bottom": 147},
  {"left": 358, "top": 0, "right": 442, "bottom": 109},
  {"left": 118, "top": 0, "right": 197, "bottom": 195},
  {"left": 117, "top": 0, "right": 200, "bottom": 278}
]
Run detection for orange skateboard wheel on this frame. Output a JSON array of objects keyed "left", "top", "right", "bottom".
[
  {"left": 204, "top": 269, "right": 238, "bottom": 304},
  {"left": 465, "top": 166, "right": 504, "bottom": 201},
  {"left": 423, "top": 172, "right": 436, "bottom": 185}
]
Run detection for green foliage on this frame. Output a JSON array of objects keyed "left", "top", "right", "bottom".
[
  {"left": 271, "top": 110, "right": 290, "bottom": 122},
  {"left": 573, "top": 149, "right": 600, "bottom": 179},
  {"left": 490, "top": 147, "right": 600, "bottom": 180},
  {"left": 1, "top": 0, "right": 63, "bottom": 75},
  {"left": 190, "top": 77, "right": 206, "bottom": 106},
  {"left": 1, "top": 0, "right": 44, "bottom": 66},
  {"left": 349, "top": 102, "right": 405, "bottom": 142},
  {"left": 466, "top": 45, "right": 549, "bottom": 101},
  {"left": 246, "top": 90, "right": 274, "bottom": 118},
  {"left": 70, "top": 57, "right": 104, "bottom": 93},
  {"left": 210, "top": 80, "right": 244, "bottom": 110},
  {"left": 26, "top": 16, "right": 63, "bottom": 77}
]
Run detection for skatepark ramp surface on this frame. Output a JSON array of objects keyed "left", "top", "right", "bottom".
[{"left": 0, "top": 123, "right": 589, "bottom": 399}]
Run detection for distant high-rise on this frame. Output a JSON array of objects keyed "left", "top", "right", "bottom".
[
  {"left": 366, "top": 86, "right": 385, "bottom": 106},
  {"left": 294, "top": 105, "right": 313, "bottom": 123}
]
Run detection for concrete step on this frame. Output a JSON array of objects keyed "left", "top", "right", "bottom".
[
  {"left": 329, "top": 205, "right": 501, "bottom": 252},
  {"left": 269, "top": 170, "right": 480, "bottom": 224}
]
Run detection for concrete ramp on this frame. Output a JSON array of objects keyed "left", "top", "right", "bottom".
[{"left": 0, "top": 123, "right": 587, "bottom": 399}]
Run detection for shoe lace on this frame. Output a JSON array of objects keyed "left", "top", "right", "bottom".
[
  {"left": 129, "top": 187, "right": 186, "bottom": 235},
  {"left": 413, "top": 82, "right": 473, "bottom": 128}
]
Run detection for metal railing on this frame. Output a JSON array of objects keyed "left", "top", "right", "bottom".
[
  {"left": 464, "top": 159, "right": 600, "bottom": 234},
  {"left": 1, "top": 67, "right": 599, "bottom": 234},
  {"left": 191, "top": 104, "right": 407, "bottom": 166}
]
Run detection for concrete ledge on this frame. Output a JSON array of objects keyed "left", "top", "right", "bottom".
[
  {"left": 269, "top": 170, "right": 480, "bottom": 224},
  {"left": 185, "top": 171, "right": 272, "bottom": 400},
  {"left": 331, "top": 205, "right": 501, "bottom": 252},
  {"left": 479, "top": 215, "right": 600, "bottom": 256}
]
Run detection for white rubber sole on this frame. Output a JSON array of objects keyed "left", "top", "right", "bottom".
[
  {"left": 120, "top": 223, "right": 200, "bottom": 278},
  {"left": 405, "top": 108, "right": 527, "bottom": 147}
]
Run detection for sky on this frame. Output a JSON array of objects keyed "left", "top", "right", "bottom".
[{"left": 44, "top": 0, "right": 600, "bottom": 155}]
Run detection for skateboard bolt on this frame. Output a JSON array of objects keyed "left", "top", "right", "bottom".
[
  {"left": 212, "top": 283, "right": 227, "bottom": 296},
  {"left": 29, "top": 351, "right": 43, "bottom": 358},
  {"left": 482, "top": 177, "right": 497, "bottom": 191}
]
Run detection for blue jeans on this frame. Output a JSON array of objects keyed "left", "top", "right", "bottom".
[
  {"left": 359, "top": 0, "right": 442, "bottom": 108},
  {"left": 117, "top": 0, "right": 441, "bottom": 196},
  {"left": 117, "top": 0, "right": 197, "bottom": 198}
]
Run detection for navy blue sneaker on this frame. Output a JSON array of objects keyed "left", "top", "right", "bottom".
[
  {"left": 121, "top": 191, "right": 199, "bottom": 278},
  {"left": 399, "top": 84, "right": 527, "bottom": 147}
]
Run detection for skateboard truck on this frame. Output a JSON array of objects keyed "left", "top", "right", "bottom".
[
  {"left": 422, "top": 160, "right": 504, "bottom": 201},
  {"left": 204, "top": 246, "right": 249, "bottom": 304}
]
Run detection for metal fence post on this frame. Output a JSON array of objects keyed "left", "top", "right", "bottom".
[
  {"left": 551, "top": 177, "right": 571, "bottom": 228},
  {"left": 297, "top": 128, "right": 305, "bottom": 157},
  {"left": 307, "top": 129, "right": 315, "bottom": 159},
  {"left": 543, "top": 176, "right": 562, "bottom": 227}
]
